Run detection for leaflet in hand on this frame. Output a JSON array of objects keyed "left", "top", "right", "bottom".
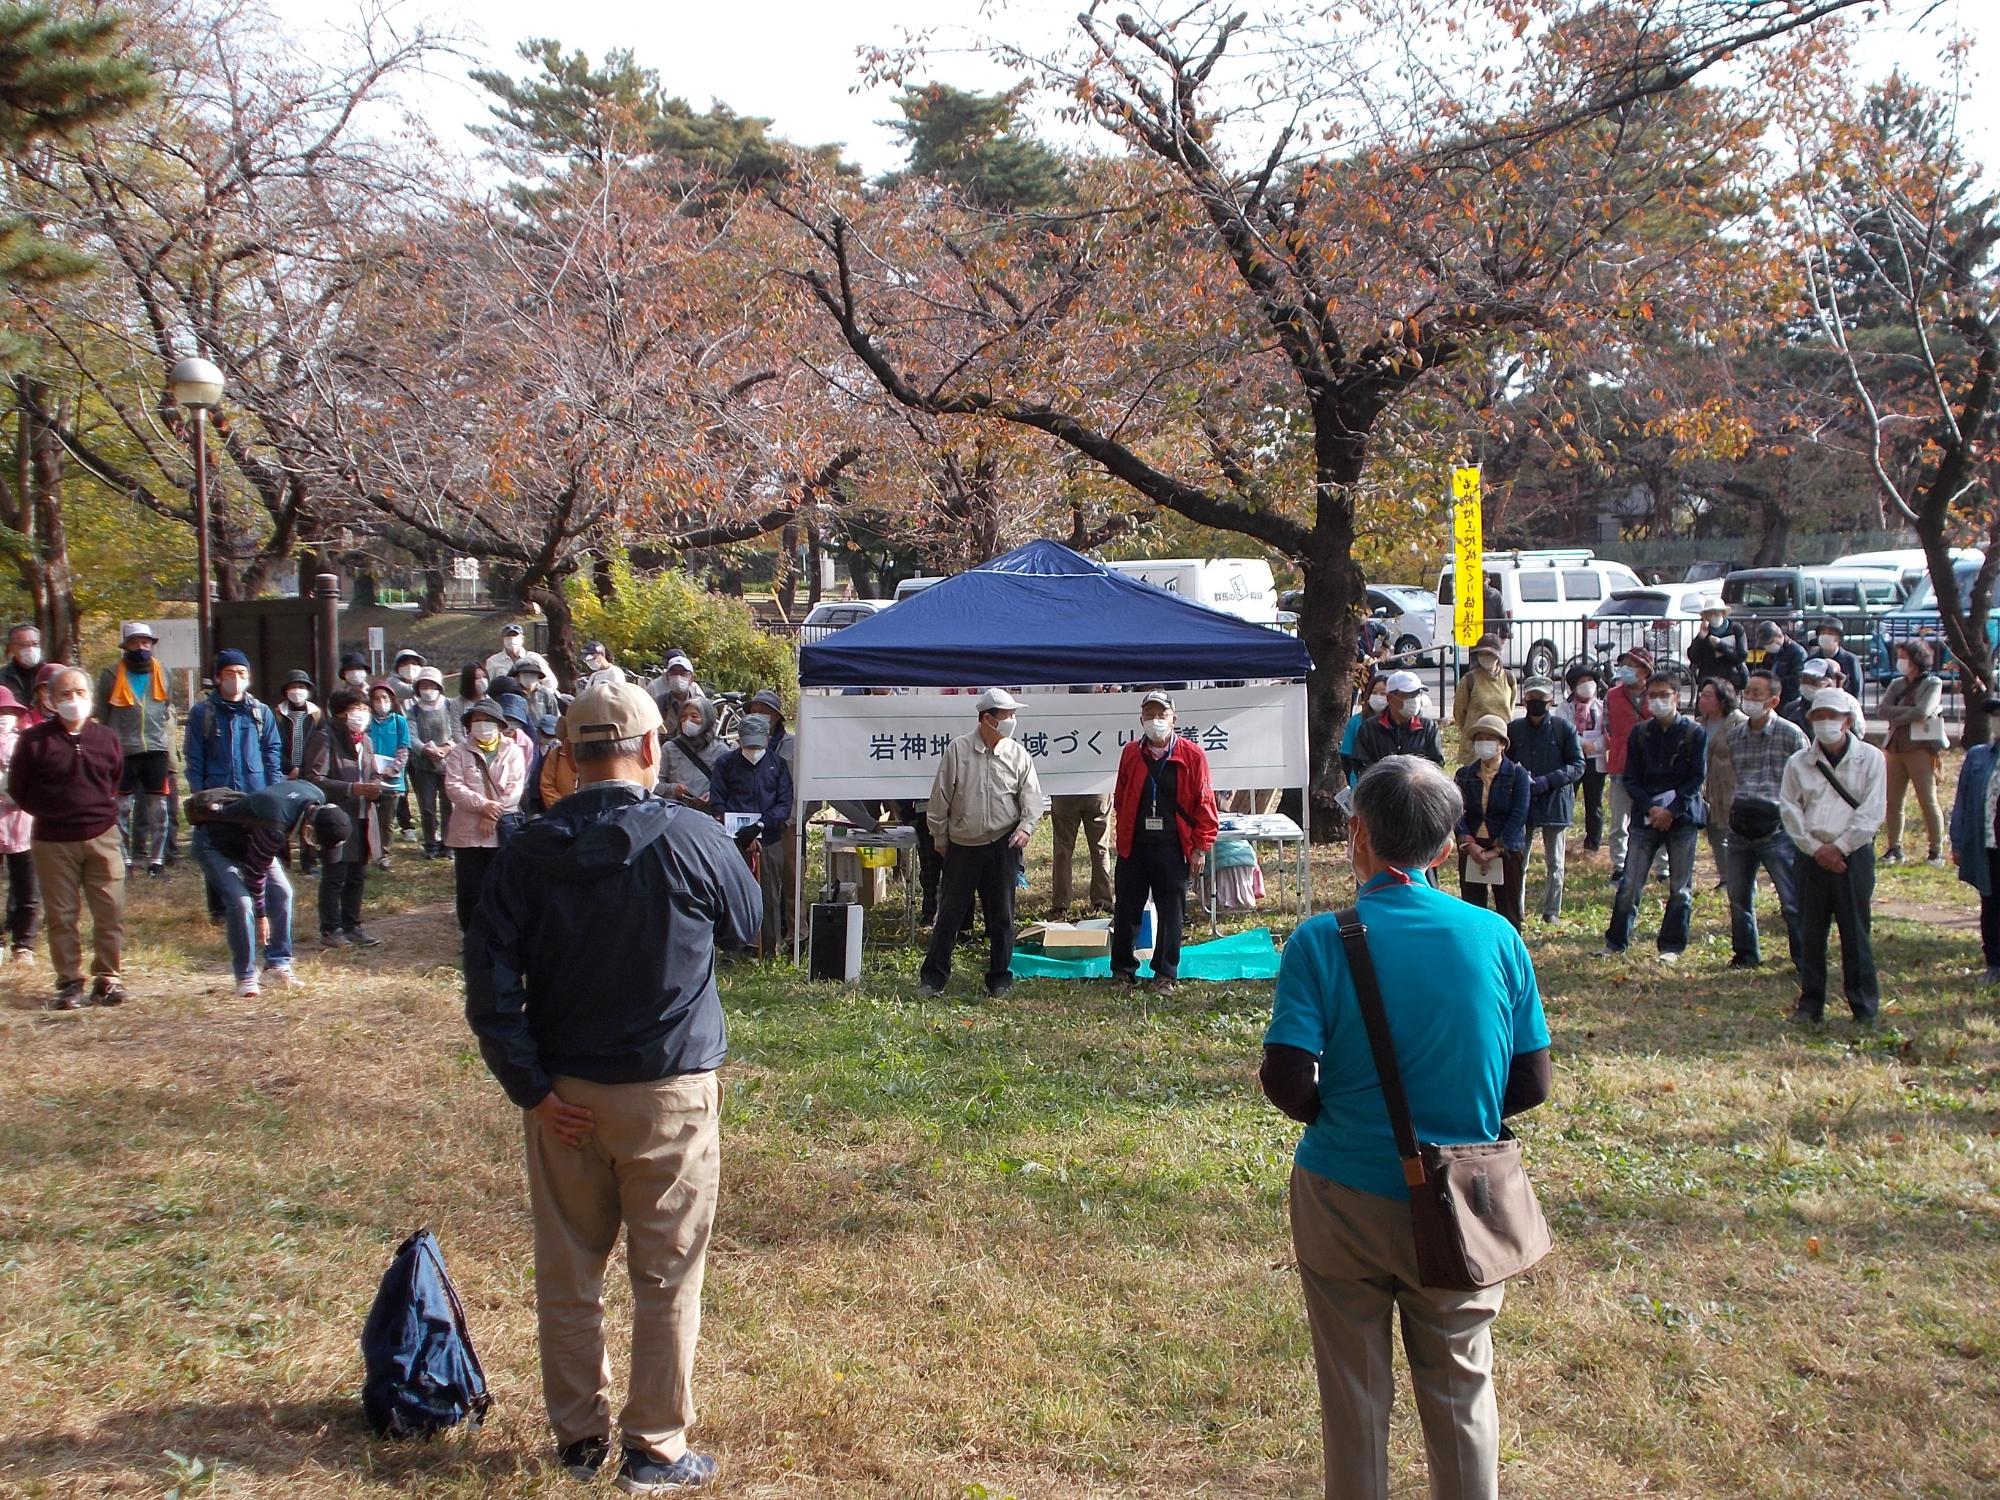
[
  {"left": 373, "top": 754, "right": 401, "bottom": 777},
  {"left": 1462, "top": 855, "right": 1504, "bottom": 885}
]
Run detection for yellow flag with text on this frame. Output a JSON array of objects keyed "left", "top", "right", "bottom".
[{"left": 1451, "top": 466, "right": 1484, "bottom": 648}]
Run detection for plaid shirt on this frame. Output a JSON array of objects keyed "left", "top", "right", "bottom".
[{"left": 1724, "top": 712, "right": 1807, "bottom": 803}]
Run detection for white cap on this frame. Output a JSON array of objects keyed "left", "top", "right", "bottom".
[
  {"left": 120, "top": 620, "right": 156, "bottom": 644},
  {"left": 1800, "top": 657, "right": 1833, "bottom": 680},
  {"left": 1385, "top": 670, "right": 1423, "bottom": 695},
  {"left": 976, "top": 687, "right": 1021, "bottom": 713},
  {"left": 1808, "top": 687, "right": 1859, "bottom": 720}
]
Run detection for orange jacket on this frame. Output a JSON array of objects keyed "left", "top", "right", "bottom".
[{"left": 1112, "top": 736, "right": 1219, "bottom": 862}]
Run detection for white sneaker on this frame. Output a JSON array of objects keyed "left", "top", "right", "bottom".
[
  {"left": 236, "top": 976, "right": 261, "bottom": 999},
  {"left": 265, "top": 965, "right": 296, "bottom": 990}
]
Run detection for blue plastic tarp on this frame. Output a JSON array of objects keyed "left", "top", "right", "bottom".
[
  {"left": 799, "top": 539, "right": 1311, "bottom": 688},
  {"left": 1007, "top": 926, "right": 1282, "bottom": 981}
]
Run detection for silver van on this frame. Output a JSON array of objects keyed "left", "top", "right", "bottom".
[{"left": 1721, "top": 566, "right": 1906, "bottom": 652}]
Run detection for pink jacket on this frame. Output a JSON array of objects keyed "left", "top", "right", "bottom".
[
  {"left": 442, "top": 737, "right": 527, "bottom": 849},
  {"left": 0, "top": 727, "right": 30, "bottom": 853}
]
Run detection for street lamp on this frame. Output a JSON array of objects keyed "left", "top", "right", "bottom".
[{"left": 169, "top": 356, "right": 225, "bottom": 682}]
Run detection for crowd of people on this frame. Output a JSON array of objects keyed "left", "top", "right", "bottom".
[{"left": 1337, "top": 615, "right": 1995, "bottom": 1021}]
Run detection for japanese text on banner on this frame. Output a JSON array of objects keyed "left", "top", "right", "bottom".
[{"left": 1451, "top": 465, "right": 1484, "bottom": 649}]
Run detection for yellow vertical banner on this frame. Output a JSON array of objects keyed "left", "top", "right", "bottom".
[{"left": 1451, "top": 465, "right": 1484, "bottom": 648}]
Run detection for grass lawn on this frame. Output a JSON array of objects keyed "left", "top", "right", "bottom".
[{"left": 1, "top": 786, "right": 1997, "bottom": 1498}]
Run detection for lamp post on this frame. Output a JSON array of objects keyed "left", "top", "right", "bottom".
[{"left": 169, "top": 356, "right": 225, "bottom": 684}]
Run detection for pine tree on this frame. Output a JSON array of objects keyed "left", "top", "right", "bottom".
[
  {"left": 0, "top": 1, "right": 151, "bottom": 369},
  {"left": 884, "top": 83, "right": 1066, "bottom": 212}
]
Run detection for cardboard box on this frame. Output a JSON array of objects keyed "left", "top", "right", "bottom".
[{"left": 1017, "top": 922, "right": 1112, "bottom": 956}]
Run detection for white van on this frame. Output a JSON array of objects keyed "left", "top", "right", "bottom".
[
  {"left": 1832, "top": 547, "right": 1983, "bottom": 595},
  {"left": 1433, "top": 548, "right": 1646, "bottom": 679},
  {"left": 1106, "top": 557, "right": 1280, "bottom": 623}
]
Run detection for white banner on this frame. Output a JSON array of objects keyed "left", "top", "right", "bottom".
[{"left": 796, "top": 685, "right": 1308, "bottom": 800}]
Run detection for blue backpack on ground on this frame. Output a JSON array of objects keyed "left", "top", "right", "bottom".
[{"left": 360, "top": 1228, "right": 492, "bottom": 1438}]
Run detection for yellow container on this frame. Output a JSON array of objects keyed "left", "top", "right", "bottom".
[{"left": 858, "top": 845, "right": 897, "bottom": 869}]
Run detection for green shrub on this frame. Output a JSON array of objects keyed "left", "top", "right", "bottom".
[{"left": 567, "top": 550, "right": 796, "bottom": 707}]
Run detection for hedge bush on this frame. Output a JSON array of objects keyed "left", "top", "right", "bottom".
[{"left": 566, "top": 551, "right": 796, "bottom": 707}]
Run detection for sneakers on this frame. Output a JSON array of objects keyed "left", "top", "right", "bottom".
[
  {"left": 147, "top": 861, "right": 165, "bottom": 878},
  {"left": 91, "top": 977, "right": 126, "bottom": 1007},
  {"left": 915, "top": 981, "right": 944, "bottom": 999},
  {"left": 1658, "top": 951, "right": 1681, "bottom": 966},
  {"left": 1924, "top": 854, "right": 1947, "bottom": 868},
  {"left": 347, "top": 927, "right": 383, "bottom": 948},
  {"left": 375, "top": 857, "right": 394, "bottom": 873},
  {"left": 48, "top": 979, "right": 86, "bottom": 1011},
  {"left": 615, "top": 1448, "right": 717, "bottom": 1492},
  {"left": 265, "top": 964, "right": 297, "bottom": 989},
  {"left": 1149, "top": 977, "right": 1178, "bottom": 996},
  {"left": 1881, "top": 847, "right": 1904, "bottom": 866},
  {"left": 558, "top": 1436, "right": 611, "bottom": 1481},
  {"left": 236, "top": 975, "right": 261, "bottom": 999},
  {"left": 320, "top": 930, "right": 350, "bottom": 950},
  {"left": 985, "top": 977, "right": 1013, "bottom": 1001}
]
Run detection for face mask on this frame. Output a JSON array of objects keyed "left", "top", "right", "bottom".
[
  {"left": 587, "top": 656, "right": 607, "bottom": 671},
  {"left": 417, "top": 687, "right": 440, "bottom": 704},
  {"left": 286, "top": 688, "right": 309, "bottom": 707},
  {"left": 1901, "top": 659, "right": 1919, "bottom": 678},
  {"left": 1648, "top": 696, "right": 1676, "bottom": 719},
  {"left": 343, "top": 671, "right": 367, "bottom": 688},
  {"left": 123, "top": 647, "right": 153, "bottom": 669},
  {"left": 680, "top": 717, "right": 702, "bottom": 737},
  {"left": 1575, "top": 681, "right": 1597, "bottom": 701},
  {"left": 504, "top": 640, "right": 522, "bottom": 656},
  {"left": 1744, "top": 698, "right": 1771, "bottom": 720},
  {"left": 1389, "top": 695, "right": 1414, "bottom": 720},
  {"left": 0, "top": 715, "right": 17, "bottom": 739},
  {"left": 1705, "top": 616, "right": 1727, "bottom": 631},
  {"left": 344, "top": 709, "right": 370, "bottom": 734},
  {"left": 1525, "top": 699, "right": 1548, "bottom": 718},
  {"left": 1366, "top": 693, "right": 1388, "bottom": 714},
  {"left": 55, "top": 695, "right": 90, "bottom": 725},
  {"left": 518, "top": 676, "right": 542, "bottom": 693},
  {"left": 1142, "top": 718, "right": 1173, "bottom": 743},
  {"left": 398, "top": 665, "right": 418, "bottom": 681},
  {"left": 1818, "top": 635, "right": 1839, "bottom": 653},
  {"left": 991, "top": 716, "right": 1018, "bottom": 740},
  {"left": 1473, "top": 740, "right": 1500, "bottom": 761},
  {"left": 471, "top": 680, "right": 488, "bottom": 698},
  {"left": 472, "top": 724, "right": 500, "bottom": 749},
  {"left": 1800, "top": 682, "right": 1820, "bottom": 700},
  {"left": 1814, "top": 720, "right": 1846, "bottom": 746},
  {"left": 371, "top": 701, "right": 394, "bottom": 720},
  {"left": 740, "top": 746, "right": 766, "bottom": 764},
  {"left": 218, "top": 674, "right": 247, "bottom": 700},
  {"left": 13, "top": 646, "right": 39, "bottom": 669},
  {"left": 1614, "top": 666, "right": 1637, "bottom": 685},
  {"left": 667, "top": 671, "right": 690, "bottom": 690}
]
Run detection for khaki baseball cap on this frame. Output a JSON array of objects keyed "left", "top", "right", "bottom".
[{"left": 564, "top": 680, "right": 662, "bottom": 744}]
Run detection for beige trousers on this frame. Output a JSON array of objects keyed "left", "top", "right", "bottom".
[
  {"left": 1048, "top": 794, "right": 1114, "bottom": 911},
  {"left": 1882, "top": 747, "right": 1942, "bottom": 857},
  {"left": 525, "top": 1070, "right": 721, "bottom": 1461},
  {"left": 1290, "top": 1166, "right": 1506, "bottom": 1500},
  {"left": 32, "top": 826, "right": 125, "bottom": 985}
]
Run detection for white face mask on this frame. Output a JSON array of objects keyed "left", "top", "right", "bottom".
[
  {"left": 680, "top": 718, "right": 702, "bottom": 737},
  {"left": 1574, "top": 681, "right": 1597, "bottom": 701},
  {"left": 1473, "top": 740, "right": 1501, "bottom": 761},
  {"left": 1744, "top": 698, "right": 1771, "bottom": 720},
  {"left": 667, "top": 671, "right": 690, "bottom": 690},
  {"left": 286, "top": 688, "right": 309, "bottom": 707},
  {"left": 740, "top": 746, "right": 765, "bottom": 764},
  {"left": 1814, "top": 720, "right": 1847, "bottom": 746},
  {"left": 1142, "top": 718, "right": 1173, "bottom": 743},
  {"left": 343, "top": 670, "right": 367, "bottom": 688},
  {"left": 1648, "top": 696, "right": 1676, "bottom": 719},
  {"left": 417, "top": 687, "right": 440, "bottom": 704},
  {"left": 398, "top": 665, "right": 418, "bottom": 681},
  {"left": 991, "top": 716, "right": 1017, "bottom": 740},
  {"left": 472, "top": 724, "right": 501, "bottom": 748},
  {"left": 1818, "top": 635, "right": 1839, "bottom": 653},
  {"left": 344, "top": 709, "right": 371, "bottom": 733},
  {"left": 1800, "top": 682, "right": 1820, "bottom": 700},
  {"left": 1366, "top": 693, "right": 1388, "bottom": 714},
  {"left": 13, "top": 646, "right": 39, "bottom": 668},
  {"left": 55, "top": 694, "right": 91, "bottom": 725}
]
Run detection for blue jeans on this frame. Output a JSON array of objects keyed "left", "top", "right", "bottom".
[
  {"left": 1605, "top": 820, "right": 1697, "bottom": 954},
  {"left": 1719, "top": 829, "right": 1801, "bottom": 967},
  {"left": 192, "top": 827, "right": 293, "bottom": 981}
]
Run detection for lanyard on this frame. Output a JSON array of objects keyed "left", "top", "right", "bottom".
[{"left": 1143, "top": 749, "right": 1172, "bottom": 819}]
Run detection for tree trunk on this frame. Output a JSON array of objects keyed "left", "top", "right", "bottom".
[
  {"left": 526, "top": 573, "right": 580, "bottom": 684},
  {"left": 25, "top": 389, "right": 77, "bottom": 658},
  {"left": 1298, "top": 496, "right": 1366, "bottom": 839},
  {"left": 806, "top": 513, "right": 825, "bottom": 606},
  {"left": 420, "top": 565, "right": 447, "bottom": 617},
  {"left": 1752, "top": 491, "right": 1791, "bottom": 567},
  {"left": 774, "top": 520, "right": 799, "bottom": 620}
]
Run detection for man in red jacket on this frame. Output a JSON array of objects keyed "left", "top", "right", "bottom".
[
  {"left": 1603, "top": 645, "right": 1653, "bottom": 881},
  {"left": 1111, "top": 691, "right": 1220, "bottom": 994},
  {"left": 7, "top": 666, "right": 126, "bottom": 1009}
]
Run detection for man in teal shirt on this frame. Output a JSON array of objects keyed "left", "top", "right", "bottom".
[{"left": 1262, "top": 754, "right": 1550, "bottom": 1500}]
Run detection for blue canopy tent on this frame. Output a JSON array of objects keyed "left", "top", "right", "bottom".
[
  {"left": 799, "top": 539, "right": 1311, "bottom": 687},
  {"left": 789, "top": 540, "right": 1313, "bottom": 962}
]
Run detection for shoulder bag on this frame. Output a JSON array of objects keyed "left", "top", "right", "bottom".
[{"left": 1335, "top": 907, "right": 1553, "bottom": 1290}]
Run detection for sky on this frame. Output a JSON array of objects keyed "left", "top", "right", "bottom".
[{"left": 261, "top": 0, "right": 2000, "bottom": 181}]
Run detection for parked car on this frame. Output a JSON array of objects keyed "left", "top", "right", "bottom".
[
  {"left": 892, "top": 576, "right": 946, "bottom": 603},
  {"left": 1871, "top": 559, "right": 1999, "bottom": 682},
  {"left": 799, "top": 599, "right": 891, "bottom": 644},
  {"left": 1434, "top": 549, "right": 1647, "bottom": 680},
  {"left": 1107, "top": 557, "right": 1281, "bottom": 623},
  {"left": 1682, "top": 559, "right": 1749, "bottom": 584},
  {"left": 1722, "top": 567, "right": 1905, "bottom": 661},
  {"left": 1584, "top": 586, "right": 1717, "bottom": 672},
  {"left": 1369, "top": 584, "right": 1440, "bottom": 663}
]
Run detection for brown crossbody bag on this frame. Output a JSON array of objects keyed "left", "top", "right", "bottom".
[{"left": 1335, "top": 907, "right": 1553, "bottom": 1290}]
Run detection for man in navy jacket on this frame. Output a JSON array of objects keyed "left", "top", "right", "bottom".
[
  {"left": 1601, "top": 670, "right": 1706, "bottom": 960},
  {"left": 464, "top": 681, "right": 760, "bottom": 1492}
]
